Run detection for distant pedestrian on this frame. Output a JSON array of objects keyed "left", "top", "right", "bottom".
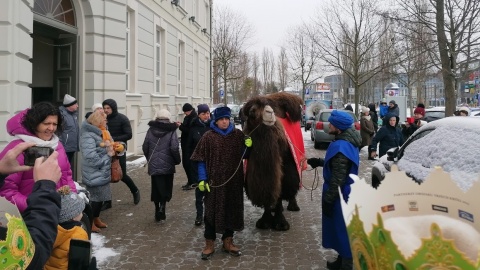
[
  {"left": 59, "top": 94, "right": 79, "bottom": 177},
  {"left": 370, "top": 113, "right": 404, "bottom": 159},
  {"left": 379, "top": 98, "right": 389, "bottom": 120},
  {"left": 344, "top": 104, "right": 353, "bottom": 112},
  {"left": 306, "top": 110, "right": 361, "bottom": 270},
  {"left": 84, "top": 103, "right": 103, "bottom": 119},
  {"left": 191, "top": 106, "right": 245, "bottom": 260},
  {"left": 178, "top": 103, "right": 197, "bottom": 190},
  {"left": 368, "top": 103, "right": 378, "bottom": 131},
  {"left": 360, "top": 106, "right": 375, "bottom": 149},
  {"left": 142, "top": 109, "right": 181, "bottom": 221},
  {"left": 402, "top": 105, "right": 427, "bottom": 140},
  {"left": 102, "top": 99, "right": 140, "bottom": 209},
  {"left": 387, "top": 100, "right": 399, "bottom": 117},
  {"left": 186, "top": 104, "right": 211, "bottom": 226}
]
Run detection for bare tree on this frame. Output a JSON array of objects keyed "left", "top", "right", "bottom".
[
  {"left": 212, "top": 5, "right": 253, "bottom": 104},
  {"left": 277, "top": 47, "right": 289, "bottom": 92},
  {"left": 261, "top": 48, "right": 276, "bottom": 94},
  {"left": 286, "top": 25, "right": 322, "bottom": 102},
  {"left": 251, "top": 52, "right": 261, "bottom": 96},
  {"left": 393, "top": 0, "right": 480, "bottom": 115},
  {"left": 311, "top": 0, "right": 395, "bottom": 114}
]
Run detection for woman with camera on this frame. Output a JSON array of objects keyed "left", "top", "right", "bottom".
[
  {"left": 0, "top": 102, "right": 77, "bottom": 212},
  {"left": 80, "top": 110, "right": 124, "bottom": 233}
]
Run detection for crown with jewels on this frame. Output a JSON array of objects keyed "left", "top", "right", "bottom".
[
  {"left": 341, "top": 166, "right": 480, "bottom": 269},
  {"left": 0, "top": 197, "right": 35, "bottom": 270}
]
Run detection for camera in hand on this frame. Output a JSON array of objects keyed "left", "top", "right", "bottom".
[{"left": 24, "top": 146, "right": 54, "bottom": 166}]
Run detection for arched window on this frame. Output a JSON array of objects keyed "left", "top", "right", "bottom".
[{"left": 33, "top": 0, "right": 76, "bottom": 27}]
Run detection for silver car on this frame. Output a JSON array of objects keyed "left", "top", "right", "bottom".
[{"left": 310, "top": 109, "right": 360, "bottom": 149}]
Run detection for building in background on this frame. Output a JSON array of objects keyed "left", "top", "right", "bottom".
[{"left": 0, "top": 0, "right": 212, "bottom": 155}]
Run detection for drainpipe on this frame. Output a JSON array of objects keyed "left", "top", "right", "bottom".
[{"left": 209, "top": 0, "right": 213, "bottom": 102}]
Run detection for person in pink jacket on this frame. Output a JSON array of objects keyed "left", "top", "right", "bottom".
[{"left": 0, "top": 102, "right": 77, "bottom": 212}]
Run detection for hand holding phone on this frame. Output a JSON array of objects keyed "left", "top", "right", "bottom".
[{"left": 24, "top": 146, "right": 54, "bottom": 166}]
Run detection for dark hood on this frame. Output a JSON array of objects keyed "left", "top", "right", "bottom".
[
  {"left": 368, "top": 103, "right": 376, "bottom": 113},
  {"left": 384, "top": 113, "right": 400, "bottom": 128},
  {"left": 102, "top": 99, "right": 118, "bottom": 119},
  {"left": 337, "top": 127, "right": 362, "bottom": 148},
  {"left": 148, "top": 119, "right": 178, "bottom": 137}
]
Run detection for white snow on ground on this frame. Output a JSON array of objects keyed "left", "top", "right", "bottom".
[{"left": 91, "top": 233, "right": 119, "bottom": 266}]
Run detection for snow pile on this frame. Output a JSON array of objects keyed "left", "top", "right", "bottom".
[{"left": 91, "top": 233, "right": 119, "bottom": 266}]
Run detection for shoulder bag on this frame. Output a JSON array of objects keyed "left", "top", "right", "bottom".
[{"left": 111, "top": 155, "right": 123, "bottom": 183}]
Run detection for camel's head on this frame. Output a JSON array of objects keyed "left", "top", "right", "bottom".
[{"left": 243, "top": 97, "right": 277, "bottom": 131}]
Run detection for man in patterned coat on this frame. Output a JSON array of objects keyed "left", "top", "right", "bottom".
[{"left": 190, "top": 106, "right": 246, "bottom": 260}]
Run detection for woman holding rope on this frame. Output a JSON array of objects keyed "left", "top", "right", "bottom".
[{"left": 190, "top": 106, "right": 248, "bottom": 260}]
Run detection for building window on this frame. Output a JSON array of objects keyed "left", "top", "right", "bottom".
[
  {"left": 33, "top": 0, "right": 76, "bottom": 26},
  {"left": 194, "top": 50, "right": 199, "bottom": 95},
  {"left": 155, "top": 29, "right": 165, "bottom": 94},
  {"left": 126, "top": 11, "right": 130, "bottom": 92},
  {"left": 178, "top": 41, "right": 185, "bottom": 95}
]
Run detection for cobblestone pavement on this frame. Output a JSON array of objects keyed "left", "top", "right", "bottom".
[{"left": 96, "top": 133, "right": 373, "bottom": 269}]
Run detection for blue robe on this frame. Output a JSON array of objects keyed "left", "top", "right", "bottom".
[{"left": 322, "top": 139, "right": 359, "bottom": 258}]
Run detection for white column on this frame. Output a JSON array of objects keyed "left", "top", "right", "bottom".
[{"left": 0, "top": 0, "right": 33, "bottom": 148}]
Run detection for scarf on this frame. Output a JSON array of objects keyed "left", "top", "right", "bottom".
[
  {"left": 15, "top": 134, "right": 59, "bottom": 150},
  {"left": 99, "top": 126, "right": 112, "bottom": 142}
]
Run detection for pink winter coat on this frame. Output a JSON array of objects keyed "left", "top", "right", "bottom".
[{"left": 0, "top": 109, "right": 77, "bottom": 212}]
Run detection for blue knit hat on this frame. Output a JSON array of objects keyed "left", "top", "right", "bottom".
[
  {"left": 328, "top": 110, "right": 353, "bottom": 131},
  {"left": 214, "top": 106, "right": 231, "bottom": 120}
]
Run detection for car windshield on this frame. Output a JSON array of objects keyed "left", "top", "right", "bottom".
[
  {"left": 424, "top": 111, "right": 445, "bottom": 119},
  {"left": 396, "top": 125, "right": 480, "bottom": 192}
]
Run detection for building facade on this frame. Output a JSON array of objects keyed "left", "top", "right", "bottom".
[{"left": 0, "top": 0, "right": 212, "bottom": 155}]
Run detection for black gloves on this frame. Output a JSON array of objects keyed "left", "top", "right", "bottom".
[
  {"left": 322, "top": 199, "right": 334, "bottom": 218},
  {"left": 307, "top": 158, "right": 324, "bottom": 168}
]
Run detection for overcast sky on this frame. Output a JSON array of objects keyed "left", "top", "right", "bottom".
[{"left": 214, "top": 0, "right": 320, "bottom": 54}]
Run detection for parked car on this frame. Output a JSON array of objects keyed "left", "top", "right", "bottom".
[
  {"left": 371, "top": 117, "right": 480, "bottom": 190},
  {"left": 310, "top": 109, "right": 360, "bottom": 149},
  {"left": 303, "top": 100, "right": 333, "bottom": 131},
  {"left": 469, "top": 107, "right": 480, "bottom": 117},
  {"left": 227, "top": 104, "right": 241, "bottom": 123}
]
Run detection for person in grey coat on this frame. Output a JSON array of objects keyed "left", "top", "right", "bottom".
[
  {"left": 59, "top": 94, "right": 79, "bottom": 177},
  {"left": 80, "top": 110, "right": 119, "bottom": 233},
  {"left": 142, "top": 109, "right": 181, "bottom": 222}
]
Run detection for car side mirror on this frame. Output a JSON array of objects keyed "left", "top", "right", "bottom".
[{"left": 386, "top": 147, "right": 399, "bottom": 162}]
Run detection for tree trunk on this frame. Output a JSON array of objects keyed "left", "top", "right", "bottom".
[{"left": 435, "top": 0, "right": 456, "bottom": 116}]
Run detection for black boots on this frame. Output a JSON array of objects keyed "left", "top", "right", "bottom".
[
  {"left": 154, "top": 201, "right": 166, "bottom": 221},
  {"left": 327, "top": 255, "right": 342, "bottom": 270},
  {"left": 133, "top": 190, "right": 141, "bottom": 205},
  {"left": 101, "top": 200, "right": 112, "bottom": 211},
  {"left": 327, "top": 256, "right": 353, "bottom": 270},
  {"left": 194, "top": 215, "right": 202, "bottom": 226}
]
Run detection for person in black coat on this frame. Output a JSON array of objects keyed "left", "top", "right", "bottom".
[
  {"left": 0, "top": 142, "right": 62, "bottom": 270},
  {"left": 368, "top": 103, "right": 378, "bottom": 132},
  {"left": 142, "top": 109, "right": 181, "bottom": 221},
  {"left": 178, "top": 103, "right": 198, "bottom": 190},
  {"left": 102, "top": 99, "right": 140, "bottom": 208},
  {"left": 186, "top": 104, "right": 211, "bottom": 226},
  {"left": 369, "top": 113, "right": 404, "bottom": 158}
]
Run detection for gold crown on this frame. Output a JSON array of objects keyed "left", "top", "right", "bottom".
[
  {"left": 0, "top": 198, "right": 35, "bottom": 269},
  {"left": 341, "top": 166, "right": 480, "bottom": 269}
]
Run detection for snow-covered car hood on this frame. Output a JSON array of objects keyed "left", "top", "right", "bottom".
[{"left": 377, "top": 117, "right": 480, "bottom": 192}]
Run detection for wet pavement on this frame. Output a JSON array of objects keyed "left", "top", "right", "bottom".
[{"left": 95, "top": 132, "right": 374, "bottom": 269}]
